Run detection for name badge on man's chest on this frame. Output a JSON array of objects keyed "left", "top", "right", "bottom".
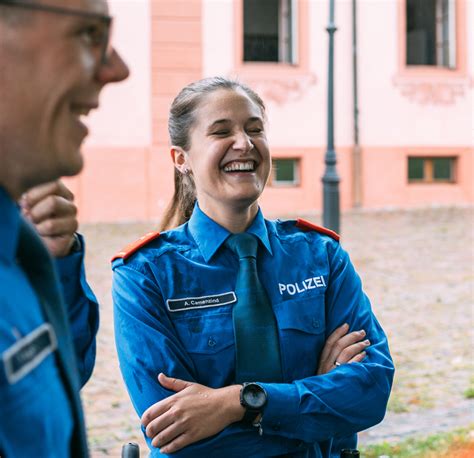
[{"left": 2, "top": 323, "right": 57, "bottom": 385}]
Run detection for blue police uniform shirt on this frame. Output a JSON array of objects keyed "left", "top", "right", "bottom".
[
  {"left": 113, "top": 203, "right": 394, "bottom": 458},
  {"left": 0, "top": 187, "right": 99, "bottom": 457}
]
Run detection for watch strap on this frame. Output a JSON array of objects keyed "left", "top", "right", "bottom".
[{"left": 242, "top": 408, "right": 260, "bottom": 424}]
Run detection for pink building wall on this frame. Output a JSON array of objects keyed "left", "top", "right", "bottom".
[{"left": 68, "top": 0, "right": 474, "bottom": 224}]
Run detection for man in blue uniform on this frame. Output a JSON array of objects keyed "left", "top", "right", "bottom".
[{"left": 0, "top": 0, "right": 129, "bottom": 455}]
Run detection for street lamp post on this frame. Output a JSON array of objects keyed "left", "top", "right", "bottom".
[{"left": 322, "top": 0, "right": 340, "bottom": 233}]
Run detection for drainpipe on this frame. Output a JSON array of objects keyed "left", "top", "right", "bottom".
[{"left": 352, "top": 0, "right": 362, "bottom": 207}]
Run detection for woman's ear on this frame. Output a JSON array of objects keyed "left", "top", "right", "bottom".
[{"left": 170, "top": 146, "right": 190, "bottom": 175}]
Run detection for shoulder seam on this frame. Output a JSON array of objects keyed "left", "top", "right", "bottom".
[
  {"left": 111, "top": 231, "right": 161, "bottom": 262},
  {"left": 295, "top": 218, "right": 340, "bottom": 242}
]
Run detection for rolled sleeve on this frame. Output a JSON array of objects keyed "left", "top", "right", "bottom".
[{"left": 55, "top": 233, "right": 99, "bottom": 386}]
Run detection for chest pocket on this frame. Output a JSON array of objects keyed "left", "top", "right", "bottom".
[
  {"left": 172, "top": 311, "right": 235, "bottom": 387},
  {"left": 274, "top": 294, "right": 326, "bottom": 381},
  {"left": 0, "top": 324, "right": 73, "bottom": 456}
]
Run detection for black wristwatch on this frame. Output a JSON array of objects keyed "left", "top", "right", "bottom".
[{"left": 240, "top": 382, "right": 267, "bottom": 425}]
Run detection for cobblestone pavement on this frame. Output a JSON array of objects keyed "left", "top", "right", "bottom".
[{"left": 79, "top": 207, "right": 474, "bottom": 456}]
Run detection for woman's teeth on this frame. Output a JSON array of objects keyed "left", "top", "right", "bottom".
[{"left": 223, "top": 161, "right": 255, "bottom": 172}]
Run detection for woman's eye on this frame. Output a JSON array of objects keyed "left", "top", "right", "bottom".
[
  {"left": 248, "top": 128, "right": 263, "bottom": 134},
  {"left": 213, "top": 130, "right": 230, "bottom": 136}
]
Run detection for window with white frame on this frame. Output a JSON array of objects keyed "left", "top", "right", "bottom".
[
  {"left": 243, "top": 0, "right": 297, "bottom": 63},
  {"left": 271, "top": 158, "right": 300, "bottom": 186},
  {"left": 406, "top": 0, "right": 456, "bottom": 68}
]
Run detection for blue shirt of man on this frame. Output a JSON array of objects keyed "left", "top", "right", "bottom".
[{"left": 0, "top": 188, "right": 99, "bottom": 457}]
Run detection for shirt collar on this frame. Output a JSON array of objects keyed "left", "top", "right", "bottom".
[
  {"left": 0, "top": 187, "right": 21, "bottom": 264},
  {"left": 188, "top": 202, "right": 273, "bottom": 263},
  {"left": 246, "top": 208, "right": 273, "bottom": 256}
]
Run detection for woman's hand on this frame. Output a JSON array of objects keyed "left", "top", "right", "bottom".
[
  {"left": 317, "top": 323, "right": 370, "bottom": 375},
  {"left": 142, "top": 326, "right": 369, "bottom": 452},
  {"left": 141, "top": 373, "right": 244, "bottom": 454}
]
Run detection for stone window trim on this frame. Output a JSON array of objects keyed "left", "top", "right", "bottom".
[{"left": 394, "top": 0, "right": 469, "bottom": 105}]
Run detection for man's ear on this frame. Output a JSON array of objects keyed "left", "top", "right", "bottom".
[{"left": 170, "top": 146, "right": 190, "bottom": 174}]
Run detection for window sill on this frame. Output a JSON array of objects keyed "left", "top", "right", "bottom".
[
  {"left": 269, "top": 183, "right": 301, "bottom": 188},
  {"left": 238, "top": 61, "right": 303, "bottom": 72},
  {"left": 408, "top": 181, "right": 457, "bottom": 185},
  {"left": 233, "top": 65, "right": 317, "bottom": 105},
  {"left": 393, "top": 69, "right": 470, "bottom": 105}
]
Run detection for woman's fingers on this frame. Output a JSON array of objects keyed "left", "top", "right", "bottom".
[
  {"left": 326, "top": 323, "right": 350, "bottom": 345},
  {"left": 160, "top": 432, "right": 194, "bottom": 454},
  {"left": 317, "top": 326, "right": 369, "bottom": 375},
  {"left": 348, "top": 351, "right": 367, "bottom": 364},
  {"left": 326, "top": 330, "right": 366, "bottom": 367},
  {"left": 158, "top": 373, "right": 193, "bottom": 393},
  {"left": 148, "top": 412, "right": 176, "bottom": 444},
  {"left": 335, "top": 340, "right": 370, "bottom": 364},
  {"left": 150, "top": 418, "right": 184, "bottom": 449},
  {"left": 318, "top": 323, "right": 349, "bottom": 363}
]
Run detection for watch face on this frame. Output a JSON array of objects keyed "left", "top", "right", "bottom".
[{"left": 243, "top": 384, "right": 266, "bottom": 409}]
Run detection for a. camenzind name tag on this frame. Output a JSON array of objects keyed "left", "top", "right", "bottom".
[
  {"left": 2, "top": 323, "right": 57, "bottom": 385},
  {"left": 167, "top": 292, "right": 236, "bottom": 312}
]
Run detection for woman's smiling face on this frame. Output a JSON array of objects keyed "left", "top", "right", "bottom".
[{"left": 175, "top": 88, "right": 271, "bottom": 219}]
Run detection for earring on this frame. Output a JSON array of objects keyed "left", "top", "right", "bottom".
[{"left": 182, "top": 167, "right": 190, "bottom": 175}]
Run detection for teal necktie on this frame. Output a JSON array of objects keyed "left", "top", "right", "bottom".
[{"left": 226, "top": 233, "right": 282, "bottom": 383}]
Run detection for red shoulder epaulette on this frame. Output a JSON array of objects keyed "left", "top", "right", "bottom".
[
  {"left": 295, "top": 219, "right": 340, "bottom": 242},
  {"left": 111, "top": 231, "right": 161, "bottom": 262}
]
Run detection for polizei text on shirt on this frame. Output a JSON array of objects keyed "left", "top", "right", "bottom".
[{"left": 278, "top": 276, "right": 326, "bottom": 296}]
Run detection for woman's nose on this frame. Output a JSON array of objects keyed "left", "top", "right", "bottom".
[{"left": 233, "top": 131, "right": 253, "bottom": 152}]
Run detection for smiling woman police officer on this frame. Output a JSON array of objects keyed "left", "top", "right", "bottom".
[{"left": 112, "top": 77, "right": 394, "bottom": 458}]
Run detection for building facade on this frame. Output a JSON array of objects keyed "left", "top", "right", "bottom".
[{"left": 66, "top": 0, "right": 474, "bottom": 223}]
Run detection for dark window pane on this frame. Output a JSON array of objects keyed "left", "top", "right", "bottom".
[
  {"left": 274, "top": 159, "right": 296, "bottom": 182},
  {"left": 408, "top": 157, "right": 424, "bottom": 180},
  {"left": 406, "top": 0, "right": 436, "bottom": 65},
  {"left": 433, "top": 158, "right": 453, "bottom": 180},
  {"left": 244, "top": 0, "right": 279, "bottom": 62}
]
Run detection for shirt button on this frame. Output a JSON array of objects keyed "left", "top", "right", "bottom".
[
  {"left": 207, "top": 337, "right": 216, "bottom": 347},
  {"left": 312, "top": 318, "right": 320, "bottom": 329},
  {"left": 271, "top": 423, "right": 281, "bottom": 431}
]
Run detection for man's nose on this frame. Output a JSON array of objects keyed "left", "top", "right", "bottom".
[{"left": 96, "top": 48, "right": 130, "bottom": 84}]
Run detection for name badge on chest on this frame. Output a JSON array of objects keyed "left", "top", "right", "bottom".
[
  {"left": 167, "top": 292, "right": 236, "bottom": 312},
  {"left": 2, "top": 323, "right": 57, "bottom": 385}
]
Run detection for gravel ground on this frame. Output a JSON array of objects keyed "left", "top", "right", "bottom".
[{"left": 79, "top": 207, "right": 474, "bottom": 456}]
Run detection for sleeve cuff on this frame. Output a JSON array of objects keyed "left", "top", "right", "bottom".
[
  {"left": 54, "top": 233, "right": 85, "bottom": 304},
  {"left": 260, "top": 382, "right": 300, "bottom": 425}
]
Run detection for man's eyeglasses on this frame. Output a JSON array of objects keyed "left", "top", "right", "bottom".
[{"left": 0, "top": 0, "right": 113, "bottom": 64}]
